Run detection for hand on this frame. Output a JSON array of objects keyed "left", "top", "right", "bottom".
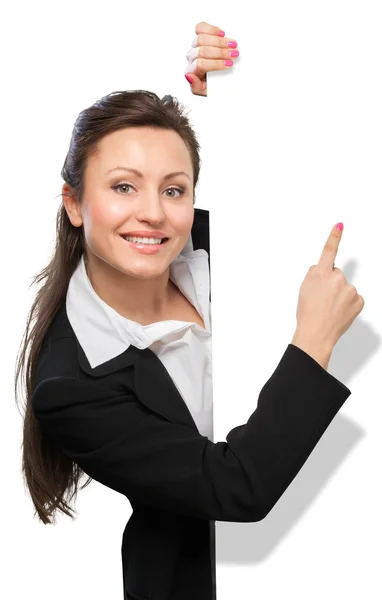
[
  {"left": 292, "top": 223, "right": 365, "bottom": 353},
  {"left": 184, "top": 21, "right": 240, "bottom": 97}
]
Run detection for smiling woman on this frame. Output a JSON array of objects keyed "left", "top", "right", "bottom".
[{"left": 15, "top": 89, "right": 214, "bottom": 599}]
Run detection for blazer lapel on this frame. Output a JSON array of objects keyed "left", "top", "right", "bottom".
[{"left": 76, "top": 339, "right": 199, "bottom": 433}]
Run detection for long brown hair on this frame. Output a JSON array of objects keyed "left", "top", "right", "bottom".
[{"left": 15, "top": 90, "right": 202, "bottom": 525}]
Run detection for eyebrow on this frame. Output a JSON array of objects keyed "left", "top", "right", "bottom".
[{"left": 106, "top": 167, "right": 191, "bottom": 180}]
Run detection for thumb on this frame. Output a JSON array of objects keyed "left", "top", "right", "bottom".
[{"left": 185, "top": 73, "right": 207, "bottom": 96}]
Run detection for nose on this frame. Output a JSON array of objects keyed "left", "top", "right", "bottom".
[{"left": 135, "top": 192, "right": 166, "bottom": 224}]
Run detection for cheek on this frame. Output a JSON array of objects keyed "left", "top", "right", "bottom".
[
  {"left": 172, "top": 210, "right": 194, "bottom": 234},
  {"left": 183, "top": 216, "right": 195, "bottom": 237},
  {"left": 82, "top": 204, "right": 115, "bottom": 252},
  {"left": 86, "top": 201, "right": 123, "bottom": 229}
]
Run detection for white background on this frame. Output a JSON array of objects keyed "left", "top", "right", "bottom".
[{"left": 2, "top": 1, "right": 381, "bottom": 599}]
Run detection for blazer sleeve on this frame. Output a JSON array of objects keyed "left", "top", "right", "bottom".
[{"left": 31, "top": 343, "right": 351, "bottom": 523}]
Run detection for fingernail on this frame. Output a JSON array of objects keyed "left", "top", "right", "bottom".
[
  {"left": 336, "top": 222, "right": 344, "bottom": 231},
  {"left": 185, "top": 74, "right": 193, "bottom": 84},
  {"left": 224, "top": 60, "right": 234, "bottom": 67},
  {"left": 230, "top": 50, "right": 240, "bottom": 57},
  {"left": 228, "top": 41, "right": 238, "bottom": 48},
  {"left": 217, "top": 30, "right": 225, "bottom": 37}
]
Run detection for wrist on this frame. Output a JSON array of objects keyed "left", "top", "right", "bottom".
[{"left": 290, "top": 331, "right": 334, "bottom": 370}]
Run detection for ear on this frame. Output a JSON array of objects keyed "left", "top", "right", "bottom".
[{"left": 62, "top": 183, "right": 83, "bottom": 227}]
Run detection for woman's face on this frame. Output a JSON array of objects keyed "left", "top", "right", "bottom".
[{"left": 64, "top": 126, "right": 195, "bottom": 280}]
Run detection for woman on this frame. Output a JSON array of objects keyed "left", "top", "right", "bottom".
[{"left": 15, "top": 21, "right": 364, "bottom": 600}]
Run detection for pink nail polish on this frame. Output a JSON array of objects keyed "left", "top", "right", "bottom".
[
  {"left": 217, "top": 30, "right": 225, "bottom": 37},
  {"left": 230, "top": 50, "right": 240, "bottom": 57},
  {"left": 224, "top": 60, "right": 234, "bottom": 67},
  {"left": 185, "top": 74, "right": 193, "bottom": 84},
  {"left": 228, "top": 41, "right": 238, "bottom": 48},
  {"left": 336, "top": 222, "right": 344, "bottom": 231}
]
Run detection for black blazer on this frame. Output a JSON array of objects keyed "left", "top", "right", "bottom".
[{"left": 31, "top": 208, "right": 351, "bottom": 600}]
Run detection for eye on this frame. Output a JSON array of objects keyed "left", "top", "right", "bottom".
[
  {"left": 111, "top": 183, "right": 186, "bottom": 198},
  {"left": 165, "top": 186, "right": 186, "bottom": 198},
  {"left": 111, "top": 183, "right": 134, "bottom": 194}
]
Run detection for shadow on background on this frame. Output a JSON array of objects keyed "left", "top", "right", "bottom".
[{"left": 214, "top": 257, "right": 380, "bottom": 564}]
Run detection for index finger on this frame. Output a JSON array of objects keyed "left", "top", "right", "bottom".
[
  {"left": 318, "top": 222, "right": 344, "bottom": 272},
  {"left": 195, "top": 21, "right": 226, "bottom": 37}
]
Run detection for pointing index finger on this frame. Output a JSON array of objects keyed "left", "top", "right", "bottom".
[{"left": 318, "top": 222, "right": 344, "bottom": 272}]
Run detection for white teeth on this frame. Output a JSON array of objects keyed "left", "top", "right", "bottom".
[{"left": 123, "top": 236, "right": 163, "bottom": 245}]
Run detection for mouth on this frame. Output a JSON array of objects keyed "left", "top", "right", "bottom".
[{"left": 119, "top": 235, "right": 169, "bottom": 245}]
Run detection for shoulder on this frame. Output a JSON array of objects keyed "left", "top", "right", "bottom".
[
  {"left": 34, "top": 334, "right": 80, "bottom": 390},
  {"left": 35, "top": 301, "right": 92, "bottom": 387}
]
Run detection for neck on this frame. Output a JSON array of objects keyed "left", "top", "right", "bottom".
[{"left": 84, "top": 255, "right": 176, "bottom": 323}]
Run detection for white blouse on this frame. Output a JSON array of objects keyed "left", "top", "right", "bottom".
[{"left": 66, "top": 232, "right": 214, "bottom": 442}]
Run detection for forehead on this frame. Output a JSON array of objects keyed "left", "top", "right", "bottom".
[{"left": 89, "top": 127, "right": 193, "bottom": 173}]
